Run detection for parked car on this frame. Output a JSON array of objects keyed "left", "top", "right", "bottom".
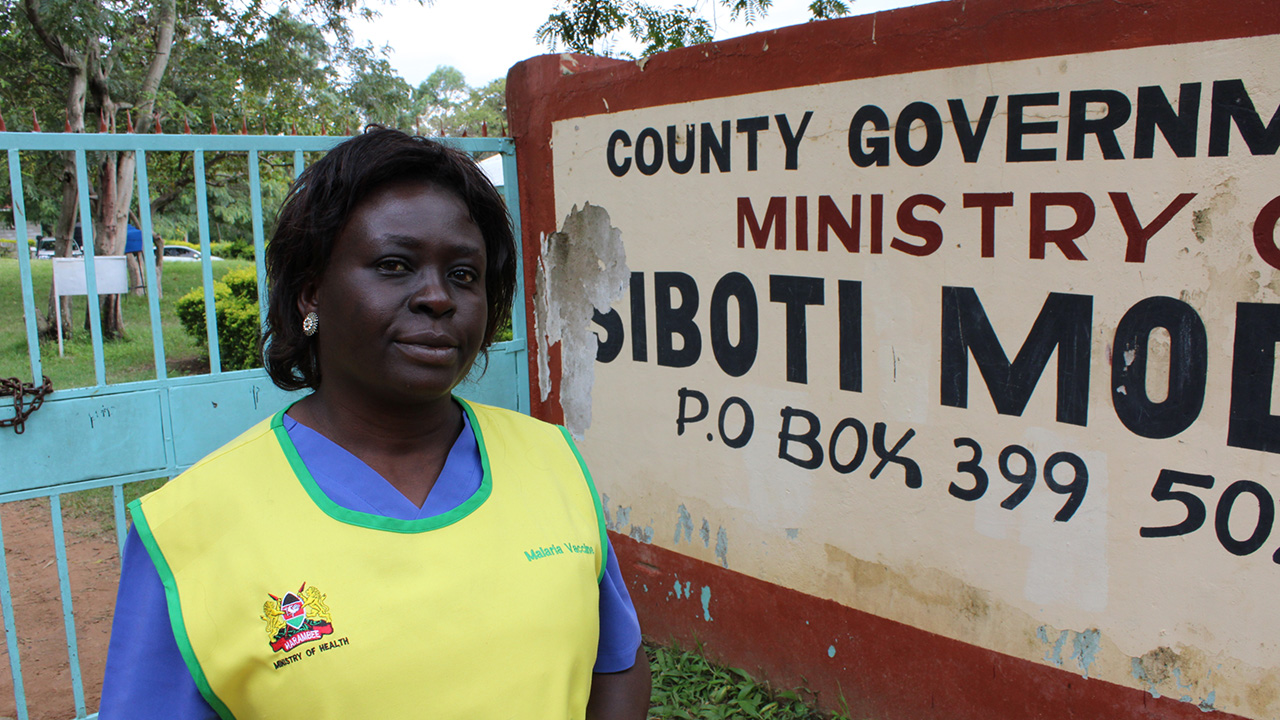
[
  {"left": 33, "top": 237, "right": 84, "bottom": 260},
  {"left": 163, "top": 246, "right": 221, "bottom": 262}
]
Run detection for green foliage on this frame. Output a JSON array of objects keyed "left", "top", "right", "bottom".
[
  {"left": 537, "top": 0, "right": 847, "bottom": 58},
  {"left": 209, "top": 240, "right": 255, "bottom": 261},
  {"left": 629, "top": 5, "right": 714, "bottom": 56},
  {"left": 221, "top": 266, "right": 260, "bottom": 301},
  {"left": 808, "top": 0, "right": 850, "bottom": 19},
  {"left": 536, "top": 0, "right": 631, "bottom": 55},
  {"left": 648, "top": 645, "right": 852, "bottom": 719},
  {"left": 175, "top": 267, "right": 262, "bottom": 371},
  {"left": 724, "top": 0, "right": 773, "bottom": 25}
]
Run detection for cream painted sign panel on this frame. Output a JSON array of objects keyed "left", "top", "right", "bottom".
[{"left": 547, "top": 35, "right": 1279, "bottom": 717}]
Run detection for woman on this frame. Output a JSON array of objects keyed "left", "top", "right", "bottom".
[{"left": 100, "top": 127, "right": 651, "bottom": 719}]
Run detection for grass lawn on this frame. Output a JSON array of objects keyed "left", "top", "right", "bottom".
[{"left": 0, "top": 257, "right": 256, "bottom": 390}]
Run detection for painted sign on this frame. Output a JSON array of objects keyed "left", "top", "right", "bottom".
[{"left": 543, "top": 33, "right": 1280, "bottom": 718}]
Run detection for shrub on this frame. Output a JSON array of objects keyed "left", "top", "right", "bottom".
[
  {"left": 221, "top": 266, "right": 259, "bottom": 301},
  {"left": 176, "top": 267, "right": 262, "bottom": 370},
  {"left": 209, "top": 240, "right": 255, "bottom": 260}
]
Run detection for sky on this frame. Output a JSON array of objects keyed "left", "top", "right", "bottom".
[{"left": 351, "top": 0, "right": 938, "bottom": 88}]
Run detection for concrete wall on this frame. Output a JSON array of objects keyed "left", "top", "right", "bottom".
[{"left": 508, "top": 1, "right": 1280, "bottom": 717}]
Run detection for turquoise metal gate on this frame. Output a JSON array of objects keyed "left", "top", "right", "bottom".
[{"left": 0, "top": 131, "right": 528, "bottom": 719}]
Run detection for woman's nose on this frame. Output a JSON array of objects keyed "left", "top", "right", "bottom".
[{"left": 408, "top": 274, "right": 455, "bottom": 316}]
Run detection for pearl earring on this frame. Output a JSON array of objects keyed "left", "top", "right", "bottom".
[{"left": 302, "top": 312, "right": 319, "bottom": 336}]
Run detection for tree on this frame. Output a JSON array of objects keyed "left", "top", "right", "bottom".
[
  {"left": 20, "top": 0, "right": 176, "bottom": 337},
  {"left": 13, "top": 0, "right": 414, "bottom": 339},
  {"left": 536, "top": 0, "right": 849, "bottom": 57}
]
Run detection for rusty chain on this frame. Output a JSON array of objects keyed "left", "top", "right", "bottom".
[{"left": 1, "top": 376, "right": 53, "bottom": 435}]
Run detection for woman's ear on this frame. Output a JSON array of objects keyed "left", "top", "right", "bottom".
[{"left": 297, "top": 280, "right": 320, "bottom": 319}]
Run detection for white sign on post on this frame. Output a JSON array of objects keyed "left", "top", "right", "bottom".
[{"left": 52, "top": 256, "right": 129, "bottom": 357}]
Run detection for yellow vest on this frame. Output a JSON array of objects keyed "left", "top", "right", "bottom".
[{"left": 131, "top": 399, "right": 606, "bottom": 720}]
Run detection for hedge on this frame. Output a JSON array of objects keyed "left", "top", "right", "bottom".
[{"left": 175, "top": 267, "right": 262, "bottom": 371}]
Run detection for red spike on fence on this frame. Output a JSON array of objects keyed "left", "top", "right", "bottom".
[
  {"left": 0, "top": 108, "right": 6, "bottom": 132},
  {"left": 210, "top": 116, "right": 218, "bottom": 134},
  {"left": 320, "top": 119, "right": 327, "bottom": 136},
  {"left": 290, "top": 123, "right": 297, "bottom": 136},
  {"left": 99, "top": 108, "right": 107, "bottom": 133},
  {"left": 240, "top": 117, "right": 248, "bottom": 135},
  {"left": 460, "top": 128, "right": 468, "bottom": 137},
  {"left": 126, "top": 110, "right": 134, "bottom": 133},
  {"left": 32, "top": 110, "right": 41, "bottom": 132},
  {"left": 481, "top": 121, "right": 488, "bottom": 137},
  {"left": 261, "top": 119, "right": 268, "bottom": 135},
  {"left": 183, "top": 118, "right": 192, "bottom": 134},
  {"left": 344, "top": 124, "right": 353, "bottom": 136},
  {"left": 64, "top": 110, "right": 72, "bottom": 133},
  {"left": 154, "top": 113, "right": 163, "bottom": 134}
]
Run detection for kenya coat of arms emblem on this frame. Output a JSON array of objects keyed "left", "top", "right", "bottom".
[{"left": 261, "top": 583, "right": 334, "bottom": 652}]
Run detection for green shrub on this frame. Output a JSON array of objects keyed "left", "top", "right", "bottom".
[
  {"left": 209, "top": 240, "right": 255, "bottom": 260},
  {"left": 221, "top": 266, "right": 259, "bottom": 301},
  {"left": 176, "top": 269, "right": 262, "bottom": 370}
]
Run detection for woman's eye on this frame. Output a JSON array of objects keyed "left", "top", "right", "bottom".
[
  {"left": 450, "top": 268, "right": 479, "bottom": 283},
  {"left": 376, "top": 259, "right": 411, "bottom": 273}
]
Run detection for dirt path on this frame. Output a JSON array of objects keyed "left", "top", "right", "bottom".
[{"left": 0, "top": 500, "right": 119, "bottom": 720}]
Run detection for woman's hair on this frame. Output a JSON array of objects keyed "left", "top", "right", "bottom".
[{"left": 262, "top": 126, "right": 518, "bottom": 391}]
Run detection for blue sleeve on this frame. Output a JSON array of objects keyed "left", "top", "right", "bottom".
[
  {"left": 593, "top": 536, "right": 642, "bottom": 673},
  {"left": 99, "top": 527, "right": 217, "bottom": 720}
]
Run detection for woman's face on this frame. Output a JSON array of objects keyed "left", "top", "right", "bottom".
[{"left": 300, "top": 181, "right": 488, "bottom": 408}]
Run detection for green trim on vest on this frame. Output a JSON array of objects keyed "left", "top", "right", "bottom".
[
  {"left": 129, "top": 499, "right": 238, "bottom": 720},
  {"left": 275, "top": 398, "right": 494, "bottom": 534},
  {"left": 559, "top": 425, "right": 610, "bottom": 583}
]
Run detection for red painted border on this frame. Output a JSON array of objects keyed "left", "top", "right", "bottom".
[
  {"left": 508, "top": 0, "right": 1276, "bottom": 715},
  {"left": 614, "top": 532, "right": 1244, "bottom": 720}
]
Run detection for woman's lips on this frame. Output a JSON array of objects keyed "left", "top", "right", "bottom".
[{"left": 393, "top": 340, "right": 458, "bottom": 365}]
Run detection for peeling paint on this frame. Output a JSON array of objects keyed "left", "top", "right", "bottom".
[
  {"left": 1132, "top": 657, "right": 1164, "bottom": 699},
  {"left": 615, "top": 505, "right": 631, "bottom": 531},
  {"left": 674, "top": 504, "right": 694, "bottom": 545},
  {"left": 828, "top": 645, "right": 836, "bottom": 658},
  {"left": 533, "top": 203, "right": 628, "bottom": 436},
  {"left": 700, "top": 586, "right": 713, "bottom": 621},
  {"left": 1036, "top": 626, "right": 1100, "bottom": 678},
  {"left": 600, "top": 493, "right": 612, "bottom": 529},
  {"left": 1038, "top": 626, "right": 1069, "bottom": 667},
  {"left": 700, "top": 518, "right": 711, "bottom": 547},
  {"left": 715, "top": 526, "right": 728, "bottom": 568},
  {"left": 785, "top": 528, "right": 799, "bottom": 539},
  {"left": 1127, "top": 645, "right": 1227, "bottom": 712},
  {"left": 1071, "top": 629, "right": 1101, "bottom": 679},
  {"left": 628, "top": 524, "right": 654, "bottom": 543}
]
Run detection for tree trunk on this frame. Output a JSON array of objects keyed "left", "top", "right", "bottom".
[
  {"left": 153, "top": 235, "right": 164, "bottom": 299},
  {"left": 42, "top": 82, "right": 87, "bottom": 338},
  {"left": 127, "top": 253, "right": 145, "bottom": 296}
]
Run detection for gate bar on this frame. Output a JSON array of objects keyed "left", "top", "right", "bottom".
[
  {"left": 72, "top": 148, "right": 106, "bottom": 386},
  {"left": 49, "top": 495, "right": 86, "bottom": 716},
  {"left": 7, "top": 149, "right": 42, "bottom": 385},
  {"left": 0, "top": 511, "right": 30, "bottom": 720}
]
